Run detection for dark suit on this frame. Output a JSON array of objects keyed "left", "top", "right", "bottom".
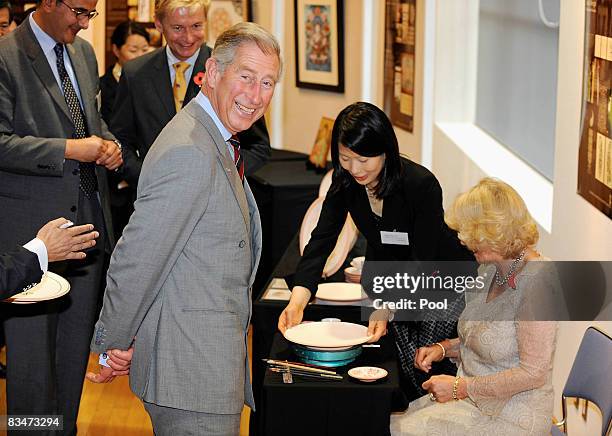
[
  {"left": 0, "top": 18, "right": 114, "bottom": 434},
  {"left": 100, "top": 66, "right": 133, "bottom": 239},
  {"left": 110, "top": 45, "right": 271, "bottom": 187},
  {"left": 0, "top": 247, "right": 43, "bottom": 300},
  {"left": 99, "top": 65, "right": 118, "bottom": 125},
  {"left": 293, "top": 158, "right": 475, "bottom": 400}
]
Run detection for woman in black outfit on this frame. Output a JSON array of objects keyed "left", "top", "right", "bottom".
[
  {"left": 278, "top": 102, "right": 474, "bottom": 399},
  {"left": 100, "top": 21, "right": 149, "bottom": 240},
  {"left": 100, "top": 20, "right": 150, "bottom": 124}
]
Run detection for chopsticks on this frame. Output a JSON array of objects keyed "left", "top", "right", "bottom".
[
  {"left": 263, "top": 359, "right": 337, "bottom": 375},
  {"left": 263, "top": 359, "right": 343, "bottom": 381},
  {"left": 269, "top": 367, "right": 343, "bottom": 381}
]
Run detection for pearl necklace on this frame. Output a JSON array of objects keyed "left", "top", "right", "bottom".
[{"left": 494, "top": 250, "right": 526, "bottom": 286}]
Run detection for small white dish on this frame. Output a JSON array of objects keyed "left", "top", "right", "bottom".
[
  {"left": 348, "top": 366, "right": 388, "bottom": 382},
  {"left": 350, "top": 256, "right": 365, "bottom": 271}
]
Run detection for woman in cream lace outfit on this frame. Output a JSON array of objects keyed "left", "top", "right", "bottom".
[{"left": 390, "top": 178, "right": 560, "bottom": 435}]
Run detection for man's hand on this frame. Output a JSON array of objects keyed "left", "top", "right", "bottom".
[
  {"left": 85, "top": 347, "right": 134, "bottom": 383},
  {"left": 36, "top": 218, "right": 98, "bottom": 262},
  {"left": 85, "top": 365, "right": 115, "bottom": 383},
  {"left": 65, "top": 135, "right": 106, "bottom": 162},
  {"left": 106, "top": 347, "right": 134, "bottom": 375},
  {"left": 97, "top": 140, "right": 123, "bottom": 170}
]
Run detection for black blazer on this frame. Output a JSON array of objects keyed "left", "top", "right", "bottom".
[
  {"left": 110, "top": 44, "right": 271, "bottom": 186},
  {"left": 0, "top": 246, "right": 43, "bottom": 299},
  {"left": 294, "top": 159, "right": 474, "bottom": 293},
  {"left": 99, "top": 65, "right": 118, "bottom": 125}
]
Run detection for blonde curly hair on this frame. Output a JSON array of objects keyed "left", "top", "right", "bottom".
[{"left": 445, "top": 178, "right": 538, "bottom": 258}]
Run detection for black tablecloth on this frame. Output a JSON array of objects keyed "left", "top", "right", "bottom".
[
  {"left": 268, "top": 148, "right": 310, "bottom": 161},
  {"left": 259, "top": 333, "right": 407, "bottom": 436},
  {"left": 248, "top": 158, "right": 330, "bottom": 297}
]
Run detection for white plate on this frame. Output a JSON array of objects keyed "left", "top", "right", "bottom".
[
  {"left": 284, "top": 321, "right": 372, "bottom": 348},
  {"left": 348, "top": 366, "right": 388, "bottom": 382},
  {"left": 5, "top": 271, "right": 70, "bottom": 303},
  {"left": 315, "top": 282, "right": 366, "bottom": 302}
]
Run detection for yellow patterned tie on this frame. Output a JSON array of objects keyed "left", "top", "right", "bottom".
[{"left": 172, "top": 61, "right": 189, "bottom": 112}]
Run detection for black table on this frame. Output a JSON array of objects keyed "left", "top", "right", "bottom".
[
  {"left": 248, "top": 157, "right": 330, "bottom": 297},
  {"left": 250, "top": 233, "right": 376, "bottom": 435},
  {"left": 268, "top": 148, "right": 310, "bottom": 161},
  {"left": 259, "top": 333, "right": 407, "bottom": 436}
]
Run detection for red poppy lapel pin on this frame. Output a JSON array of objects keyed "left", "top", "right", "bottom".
[{"left": 193, "top": 72, "right": 205, "bottom": 86}]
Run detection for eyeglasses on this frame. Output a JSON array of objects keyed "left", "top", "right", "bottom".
[{"left": 58, "top": 0, "right": 99, "bottom": 21}]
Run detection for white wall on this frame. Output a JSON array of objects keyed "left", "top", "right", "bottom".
[
  {"left": 280, "top": 0, "right": 363, "bottom": 154},
  {"left": 271, "top": 0, "right": 423, "bottom": 161},
  {"left": 79, "top": 0, "right": 106, "bottom": 75}
]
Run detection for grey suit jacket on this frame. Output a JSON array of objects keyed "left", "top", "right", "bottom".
[
  {"left": 92, "top": 98, "right": 262, "bottom": 414},
  {"left": 0, "top": 20, "right": 115, "bottom": 249}
]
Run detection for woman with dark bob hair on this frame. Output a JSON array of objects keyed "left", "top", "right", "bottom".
[
  {"left": 99, "top": 20, "right": 150, "bottom": 123},
  {"left": 278, "top": 102, "right": 474, "bottom": 399}
]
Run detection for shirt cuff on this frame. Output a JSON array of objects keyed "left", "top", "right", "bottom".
[{"left": 23, "top": 238, "right": 48, "bottom": 273}]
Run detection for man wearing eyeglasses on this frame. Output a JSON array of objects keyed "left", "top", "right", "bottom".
[{"left": 0, "top": 0, "right": 121, "bottom": 433}]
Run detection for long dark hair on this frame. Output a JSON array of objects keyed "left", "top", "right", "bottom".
[{"left": 330, "top": 102, "right": 403, "bottom": 198}]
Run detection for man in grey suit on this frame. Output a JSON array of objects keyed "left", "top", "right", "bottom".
[
  {"left": 0, "top": 0, "right": 121, "bottom": 432},
  {"left": 89, "top": 22, "right": 281, "bottom": 434}
]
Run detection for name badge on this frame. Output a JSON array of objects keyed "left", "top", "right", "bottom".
[{"left": 380, "top": 231, "right": 409, "bottom": 245}]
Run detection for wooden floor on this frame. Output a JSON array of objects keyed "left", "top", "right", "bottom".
[{"left": 0, "top": 329, "right": 252, "bottom": 435}]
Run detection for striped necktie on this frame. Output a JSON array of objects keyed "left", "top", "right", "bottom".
[
  {"left": 54, "top": 43, "right": 97, "bottom": 197},
  {"left": 228, "top": 135, "right": 244, "bottom": 182}
]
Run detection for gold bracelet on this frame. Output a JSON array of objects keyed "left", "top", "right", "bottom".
[
  {"left": 452, "top": 376, "right": 461, "bottom": 400},
  {"left": 433, "top": 342, "right": 446, "bottom": 360}
]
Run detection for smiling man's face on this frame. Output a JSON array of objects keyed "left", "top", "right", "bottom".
[
  {"left": 205, "top": 42, "right": 279, "bottom": 135},
  {"left": 156, "top": 5, "right": 206, "bottom": 61}
]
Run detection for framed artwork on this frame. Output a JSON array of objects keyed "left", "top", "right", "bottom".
[
  {"left": 294, "top": 0, "right": 344, "bottom": 93},
  {"left": 207, "top": 0, "right": 251, "bottom": 47},
  {"left": 383, "top": 0, "right": 416, "bottom": 132},
  {"left": 578, "top": 0, "right": 612, "bottom": 218},
  {"left": 308, "top": 117, "right": 335, "bottom": 169}
]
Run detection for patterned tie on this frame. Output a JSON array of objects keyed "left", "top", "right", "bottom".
[
  {"left": 54, "top": 43, "right": 97, "bottom": 197},
  {"left": 228, "top": 135, "right": 244, "bottom": 182},
  {"left": 173, "top": 61, "right": 189, "bottom": 112}
]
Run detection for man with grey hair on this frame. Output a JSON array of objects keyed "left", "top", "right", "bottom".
[
  {"left": 89, "top": 22, "right": 281, "bottom": 435},
  {"left": 110, "top": 0, "right": 271, "bottom": 191}
]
